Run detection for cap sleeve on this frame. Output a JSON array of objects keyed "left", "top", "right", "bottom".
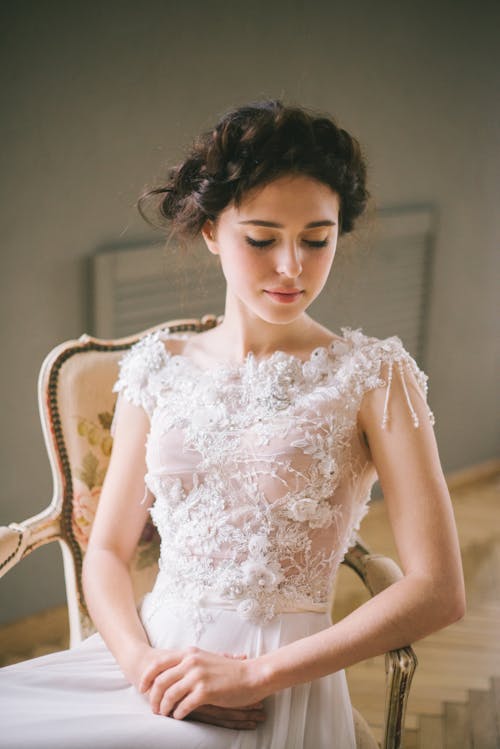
[
  {"left": 343, "top": 328, "right": 436, "bottom": 431},
  {"left": 112, "top": 331, "right": 169, "bottom": 427}
]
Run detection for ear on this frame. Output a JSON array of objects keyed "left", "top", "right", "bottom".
[{"left": 201, "top": 220, "right": 219, "bottom": 255}]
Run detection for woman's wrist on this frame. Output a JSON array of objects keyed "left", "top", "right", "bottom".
[
  {"left": 248, "top": 634, "right": 334, "bottom": 697},
  {"left": 248, "top": 653, "right": 281, "bottom": 698},
  {"left": 116, "top": 639, "right": 152, "bottom": 686}
]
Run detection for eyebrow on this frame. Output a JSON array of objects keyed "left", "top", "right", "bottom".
[{"left": 238, "top": 220, "right": 336, "bottom": 229}]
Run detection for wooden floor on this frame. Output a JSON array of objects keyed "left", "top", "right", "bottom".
[
  {"left": 334, "top": 470, "right": 500, "bottom": 748},
  {"left": 1, "top": 469, "right": 499, "bottom": 748}
]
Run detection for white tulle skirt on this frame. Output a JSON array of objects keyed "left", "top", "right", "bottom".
[{"left": 0, "top": 599, "right": 356, "bottom": 749}]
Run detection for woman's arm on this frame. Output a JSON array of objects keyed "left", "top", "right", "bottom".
[
  {"left": 255, "top": 361, "right": 466, "bottom": 690},
  {"left": 82, "top": 394, "right": 265, "bottom": 729},
  {"left": 147, "top": 362, "right": 465, "bottom": 718},
  {"left": 82, "top": 395, "right": 155, "bottom": 681}
]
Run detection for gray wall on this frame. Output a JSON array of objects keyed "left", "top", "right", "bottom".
[{"left": 1, "top": 0, "right": 498, "bottom": 625}]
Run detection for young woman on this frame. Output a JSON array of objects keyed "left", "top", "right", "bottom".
[{"left": 0, "top": 100, "right": 465, "bottom": 748}]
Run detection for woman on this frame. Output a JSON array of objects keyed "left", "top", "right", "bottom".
[{"left": 0, "top": 100, "right": 465, "bottom": 748}]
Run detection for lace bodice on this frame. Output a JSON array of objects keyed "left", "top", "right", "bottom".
[{"left": 113, "top": 327, "right": 435, "bottom": 635}]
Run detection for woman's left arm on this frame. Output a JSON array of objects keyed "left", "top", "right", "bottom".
[
  {"left": 252, "top": 360, "right": 466, "bottom": 694},
  {"left": 144, "top": 362, "right": 466, "bottom": 717}
]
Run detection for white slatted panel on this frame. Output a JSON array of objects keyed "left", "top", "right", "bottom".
[
  {"left": 309, "top": 205, "right": 435, "bottom": 362},
  {"left": 92, "top": 206, "right": 435, "bottom": 360},
  {"left": 92, "top": 241, "right": 226, "bottom": 338}
]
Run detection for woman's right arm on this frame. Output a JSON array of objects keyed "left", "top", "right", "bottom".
[
  {"left": 82, "top": 393, "right": 265, "bottom": 730},
  {"left": 82, "top": 394, "right": 153, "bottom": 685}
]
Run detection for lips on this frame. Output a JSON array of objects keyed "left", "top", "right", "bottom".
[
  {"left": 264, "top": 288, "right": 304, "bottom": 304},
  {"left": 265, "top": 287, "right": 303, "bottom": 294}
]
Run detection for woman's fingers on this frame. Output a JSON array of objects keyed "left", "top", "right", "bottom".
[
  {"left": 144, "top": 646, "right": 262, "bottom": 719},
  {"left": 150, "top": 664, "right": 189, "bottom": 715},
  {"left": 187, "top": 712, "right": 259, "bottom": 730},
  {"left": 188, "top": 704, "right": 266, "bottom": 722},
  {"left": 186, "top": 702, "right": 266, "bottom": 730},
  {"left": 138, "top": 649, "right": 184, "bottom": 694},
  {"left": 172, "top": 685, "right": 207, "bottom": 720}
]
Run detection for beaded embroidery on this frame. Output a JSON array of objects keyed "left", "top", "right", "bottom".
[{"left": 113, "top": 326, "right": 435, "bottom": 637}]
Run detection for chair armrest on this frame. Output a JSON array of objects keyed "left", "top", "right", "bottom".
[
  {"left": 343, "top": 538, "right": 418, "bottom": 749},
  {"left": 0, "top": 510, "right": 61, "bottom": 578}
]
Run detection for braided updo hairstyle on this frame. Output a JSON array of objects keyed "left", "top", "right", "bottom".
[{"left": 138, "top": 100, "right": 369, "bottom": 240}]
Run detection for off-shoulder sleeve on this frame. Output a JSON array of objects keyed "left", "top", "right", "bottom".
[
  {"left": 111, "top": 331, "right": 169, "bottom": 430},
  {"left": 346, "top": 330, "right": 436, "bottom": 431}
]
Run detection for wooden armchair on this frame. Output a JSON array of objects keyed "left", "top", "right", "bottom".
[{"left": 0, "top": 316, "right": 417, "bottom": 749}]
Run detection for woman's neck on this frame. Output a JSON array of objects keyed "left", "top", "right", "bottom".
[{"left": 210, "top": 293, "right": 326, "bottom": 363}]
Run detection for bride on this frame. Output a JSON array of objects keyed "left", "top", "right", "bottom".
[{"left": 0, "top": 100, "right": 465, "bottom": 748}]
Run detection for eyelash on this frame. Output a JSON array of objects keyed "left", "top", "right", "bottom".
[{"left": 245, "top": 237, "right": 329, "bottom": 249}]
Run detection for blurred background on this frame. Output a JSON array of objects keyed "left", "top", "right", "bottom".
[{"left": 0, "top": 1, "right": 498, "bottom": 744}]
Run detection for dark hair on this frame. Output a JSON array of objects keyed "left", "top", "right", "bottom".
[{"left": 138, "top": 100, "right": 369, "bottom": 240}]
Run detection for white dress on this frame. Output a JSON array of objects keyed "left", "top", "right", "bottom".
[{"left": 0, "top": 326, "right": 435, "bottom": 749}]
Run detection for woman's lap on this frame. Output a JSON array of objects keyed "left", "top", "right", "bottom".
[
  {"left": 0, "top": 608, "right": 356, "bottom": 748},
  {"left": 0, "top": 632, "right": 248, "bottom": 749}
]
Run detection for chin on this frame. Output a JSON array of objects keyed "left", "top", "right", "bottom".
[{"left": 255, "top": 306, "right": 307, "bottom": 325}]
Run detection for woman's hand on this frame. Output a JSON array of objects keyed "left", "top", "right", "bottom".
[
  {"left": 128, "top": 643, "right": 267, "bottom": 729},
  {"left": 184, "top": 702, "right": 266, "bottom": 730},
  {"left": 138, "top": 645, "right": 268, "bottom": 721}
]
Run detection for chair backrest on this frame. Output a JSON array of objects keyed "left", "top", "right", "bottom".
[{"left": 39, "top": 315, "right": 220, "bottom": 644}]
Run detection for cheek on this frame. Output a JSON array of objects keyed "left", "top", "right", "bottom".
[
  {"left": 219, "top": 247, "right": 263, "bottom": 286},
  {"left": 229, "top": 243, "right": 266, "bottom": 274},
  {"left": 311, "top": 251, "right": 335, "bottom": 280}
]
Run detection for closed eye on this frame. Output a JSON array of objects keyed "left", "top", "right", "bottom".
[
  {"left": 304, "top": 239, "right": 329, "bottom": 248},
  {"left": 245, "top": 237, "right": 330, "bottom": 249},
  {"left": 245, "top": 237, "right": 274, "bottom": 248}
]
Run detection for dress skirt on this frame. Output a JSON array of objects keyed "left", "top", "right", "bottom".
[{"left": 0, "top": 599, "right": 356, "bottom": 749}]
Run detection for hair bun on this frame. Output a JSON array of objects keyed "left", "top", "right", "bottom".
[{"left": 138, "top": 100, "right": 369, "bottom": 240}]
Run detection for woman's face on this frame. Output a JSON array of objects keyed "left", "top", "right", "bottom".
[{"left": 202, "top": 174, "right": 340, "bottom": 326}]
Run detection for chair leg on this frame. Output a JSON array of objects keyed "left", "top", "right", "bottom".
[{"left": 382, "top": 646, "right": 418, "bottom": 749}]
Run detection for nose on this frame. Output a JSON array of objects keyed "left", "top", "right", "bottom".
[{"left": 275, "top": 241, "right": 303, "bottom": 278}]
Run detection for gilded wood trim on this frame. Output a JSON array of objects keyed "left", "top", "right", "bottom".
[
  {"left": 43, "top": 316, "right": 220, "bottom": 621},
  {"left": 342, "top": 539, "right": 417, "bottom": 749},
  {"left": 383, "top": 647, "right": 418, "bottom": 749},
  {"left": 0, "top": 527, "right": 23, "bottom": 572}
]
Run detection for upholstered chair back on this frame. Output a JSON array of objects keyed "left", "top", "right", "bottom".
[{"left": 36, "top": 316, "right": 219, "bottom": 643}]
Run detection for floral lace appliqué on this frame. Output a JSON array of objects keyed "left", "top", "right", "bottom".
[{"left": 113, "top": 326, "right": 436, "bottom": 638}]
